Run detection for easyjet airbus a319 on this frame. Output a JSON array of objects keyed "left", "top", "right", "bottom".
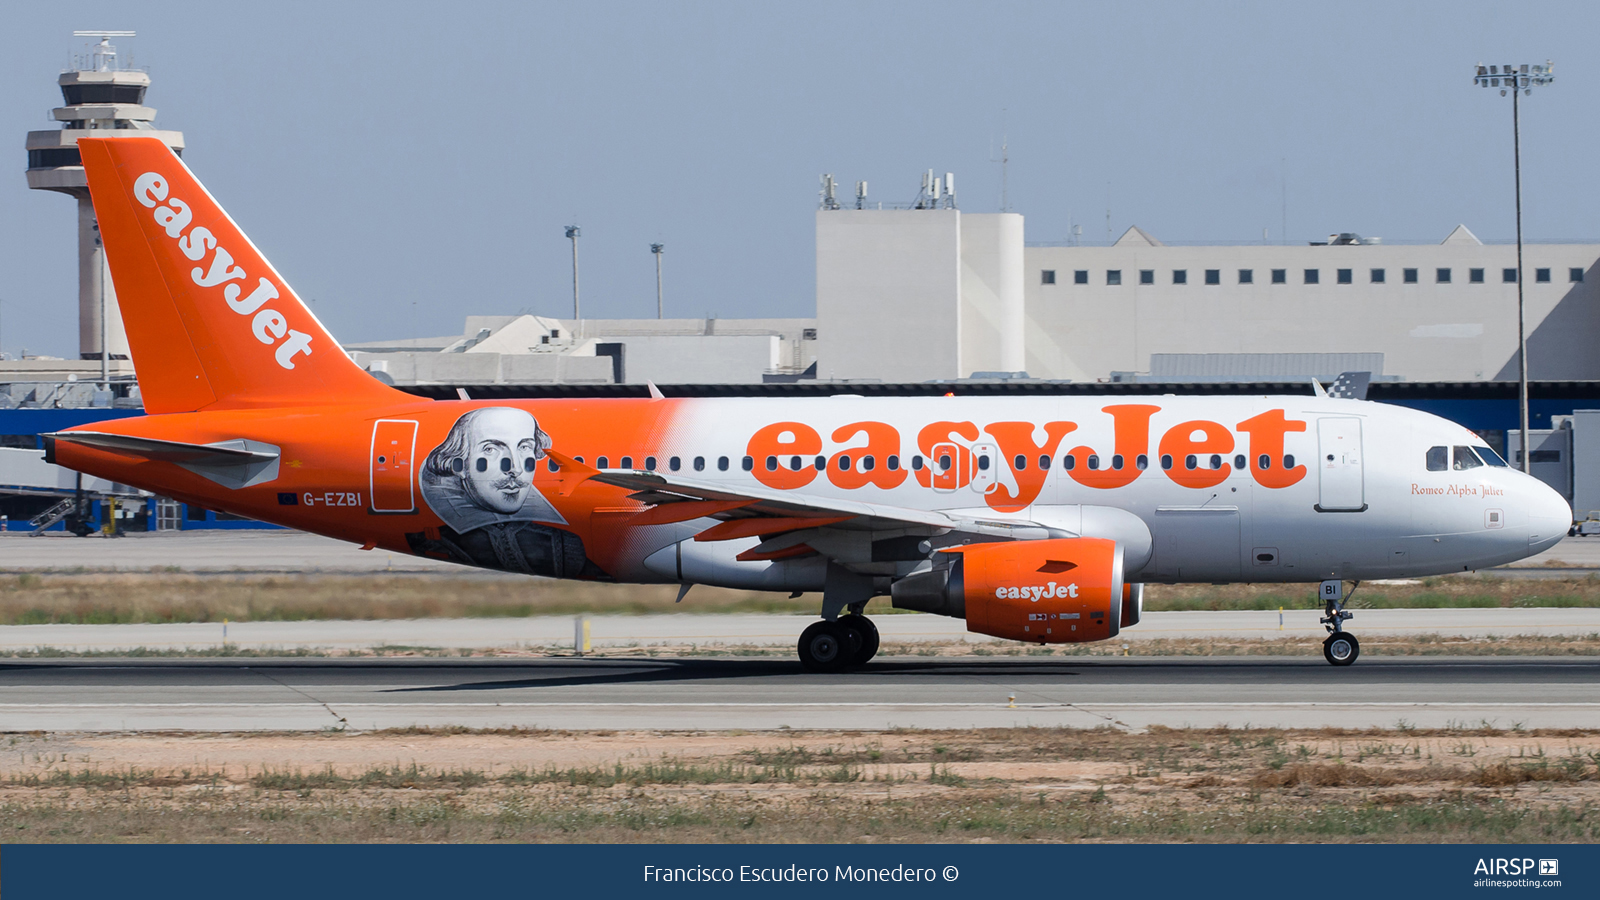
[{"left": 49, "top": 137, "right": 1571, "bottom": 669}]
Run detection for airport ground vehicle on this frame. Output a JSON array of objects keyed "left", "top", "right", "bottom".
[{"left": 45, "top": 138, "right": 1572, "bottom": 669}]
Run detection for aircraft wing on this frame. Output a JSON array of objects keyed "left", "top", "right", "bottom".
[{"left": 545, "top": 449, "right": 1050, "bottom": 543}]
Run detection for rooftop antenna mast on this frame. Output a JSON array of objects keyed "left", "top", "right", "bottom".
[
  {"left": 72, "top": 30, "right": 135, "bottom": 72},
  {"left": 999, "top": 109, "right": 1009, "bottom": 212}
]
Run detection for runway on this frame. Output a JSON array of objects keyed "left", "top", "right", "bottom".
[{"left": 2, "top": 655, "right": 1595, "bottom": 732}]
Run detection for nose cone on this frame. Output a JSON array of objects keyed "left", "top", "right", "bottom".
[{"left": 1526, "top": 478, "right": 1573, "bottom": 555}]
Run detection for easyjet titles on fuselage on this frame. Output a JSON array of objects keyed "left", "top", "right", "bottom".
[{"left": 742, "top": 404, "right": 1309, "bottom": 512}]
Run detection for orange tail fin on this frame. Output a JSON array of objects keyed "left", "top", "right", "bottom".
[{"left": 78, "top": 137, "right": 405, "bottom": 413}]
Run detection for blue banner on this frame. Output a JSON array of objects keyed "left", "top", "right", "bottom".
[{"left": 4, "top": 843, "right": 1595, "bottom": 898}]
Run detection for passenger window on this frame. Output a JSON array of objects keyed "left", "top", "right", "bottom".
[
  {"left": 1063, "top": 455, "right": 1076, "bottom": 470},
  {"left": 1111, "top": 454, "right": 1124, "bottom": 470},
  {"left": 620, "top": 456, "right": 633, "bottom": 469},
  {"left": 837, "top": 455, "right": 852, "bottom": 471},
  {"left": 597, "top": 456, "right": 609, "bottom": 469},
  {"left": 862, "top": 455, "right": 875, "bottom": 471},
  {"left": 1184, "top": 454, "right": 1197, "bottom": 470},
  {"left": 1135, "top": 454, "right": 1148, "bottom": 470},
  {"left": 1209, "top": 454, "right": 1222, "bottom": 470},
  {"left": 1234, "top": 454, "right": 1246, "bottom": 470},
  {"left": 789, "top": 456, "right": 803, "bottom": 471},
  {"left": 669, "top": 456, "right": 681, "bottom": 471},
  {"left": 1283, "top": 454, "right": 1295, "bottom": 469},
  {"left": 765, "top": 456, "right": 777, "bottom": 471},
  {"left": 1452, "top": 446, "right": 1483, "bottom": 470},
  {"left": 887, "top": 455, "right": 900, "bottom": 471},
  {"left": 1257, "top": 454, "right": 1269, "bottom": 470},
  {"left": 1425, "top": 446, "right": 1447, "bottom": 471},
  {"left": 1087, "top": 454, "right": 1099, "bottom": 470},
  {"left": 814, "top": 456, "right": 826, "bottom": 470},
  {"left": 977, "top": 455, "right": 990, "bottom": 471},
  {"left": 693, "top": 456, "right": 705, "bottom": 471},
  {"left": 1038, "top": 454, "right": 1051, "bottom": 470},
  {"left": 1014, "top": 454, "right": 1027, "bottom": 470},
  {"left": 645, "top": 456, "right": 656, "bottom": 471},
  {"left": 939, "top": 454, "right": 952, "bottom": 471},
  {"left": 1160, "top": 454, "right": 1172, "bottom": 470},
  {"left": 1475, "top": 445, "right": 1508, "bottom": 467},
  {"left": 912, "top": 456, "right": 924, "bottom": 471}
]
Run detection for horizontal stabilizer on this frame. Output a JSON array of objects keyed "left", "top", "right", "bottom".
[{"left": 45, "top": 431, "right": 281, "bottom": 490}]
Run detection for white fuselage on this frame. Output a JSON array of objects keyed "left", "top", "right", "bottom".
[{"left": 619, "top": 394, "right": 1570, "bottom": 590}]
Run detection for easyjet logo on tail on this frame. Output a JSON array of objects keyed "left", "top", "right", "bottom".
[{"left": 132, "top": 172, "right": 313, "bottom": 370}]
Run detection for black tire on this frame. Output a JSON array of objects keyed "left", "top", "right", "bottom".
[
  {"left": 1323, "top": 631, "right": 1360, "bottom": 666},
  {"left": 798, "top": 621, "right": 851, "bottom": 673},
  {"left": 838, "top": 615, "right": 880, "bottom": 666}
]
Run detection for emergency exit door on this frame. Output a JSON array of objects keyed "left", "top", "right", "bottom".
[
  {"left": 369, "top": 419, "right": 418, "bottom": 513},
  {"left": 1316, "top": 417, "right": 1365, "bottom": 511}
]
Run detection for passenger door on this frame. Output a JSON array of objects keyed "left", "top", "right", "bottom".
[
  {"left": 369, "top": 419, "right": 419, "bottom": 514},
  {"left": 1317, "top": 417, "right": 1365, "bottom": 511},
  {"left": 930, "top": 441, "right": 964, "bottom": 493}
]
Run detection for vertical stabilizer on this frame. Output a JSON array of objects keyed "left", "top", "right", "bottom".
[{"left": 79, "top": 137, "right": 405, "bottom": 412}]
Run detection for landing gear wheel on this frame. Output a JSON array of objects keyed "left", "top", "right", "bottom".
[
  {"left": 798, "top": 621, "right": 851, "bottom": 673},
  {"left": 838, "top": 615, "right": 879, "bottom": 666},
  {"left": 1323, "top": 631, "right": 1360, "bottom": 666}
]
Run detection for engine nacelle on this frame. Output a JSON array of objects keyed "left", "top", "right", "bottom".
[
  {"left": 1121, "top": 582, "right": 1144, "bottom": 628},
  {"left": 891, "top": 538, "right": 1125, "bottom": 643}
]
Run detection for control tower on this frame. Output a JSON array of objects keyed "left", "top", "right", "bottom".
[{"left": 24, "top": 32, "right": 184, "bottom": 363}]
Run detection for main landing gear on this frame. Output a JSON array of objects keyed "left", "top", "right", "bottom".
[
  {"left": 1319, "top": 578, "right": 1360, "bottom": 666},
  {"left": 797, "top": 613, "right": 879, "bottom": 673}
]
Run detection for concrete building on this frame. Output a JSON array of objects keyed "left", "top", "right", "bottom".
[
  {"left": 1024, "top": 226, "right": 1600, "bottom": 383},
  {"left": 813, "top": 173, "right": 1024, "bottom": 381},
  {"left": 347, "top": 315, "right": 816, "bottom": 386},
  {"left": 23, "top": 33, "right": 185, "bottom": 364}
]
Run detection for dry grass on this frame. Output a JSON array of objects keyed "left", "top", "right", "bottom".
[
  {"left": 0, "top": 573, "right": 820, "bottom": 625},
  {"left": 2, "top": 727, "right": 1597, "bottom": 843},
  {"left": 2, "top": 572, "right": 1600, "bottom": 627}
]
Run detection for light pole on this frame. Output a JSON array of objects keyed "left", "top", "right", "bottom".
[
  {"left": 650, "top": 243, "right": 664, "bottom": 319},
  {"left": 564, "top": 225, "right": 581, "bottom": 320},
  {"left": 1475, "top": 61, "right": 1554, "bottom": 474}
]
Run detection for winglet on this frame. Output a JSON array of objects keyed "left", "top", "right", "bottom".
[
  {"left": 647, "top": 381, "right": 665, "bottom": 400},
  {"left": 545, "top": 448, "right": 599, "bottom": 497},
  {"left": 1310, "top": 378, "right": 1328, "bottom": 398}
]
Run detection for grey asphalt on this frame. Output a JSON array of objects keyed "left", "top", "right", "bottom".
[
  {"left": 4, "top": 607, "right": 1599, "bottom": 654},
  {"left": 1, "top": 655, "right": 1594, "bottom": 732}
]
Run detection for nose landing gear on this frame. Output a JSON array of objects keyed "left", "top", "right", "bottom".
[{"left": 1319, "top": 579, "right": 1360, "bottom": 666}]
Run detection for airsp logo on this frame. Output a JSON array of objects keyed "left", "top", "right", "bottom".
[{"left": 1473, "top": 858, "right": 1552, "bottom": 876}]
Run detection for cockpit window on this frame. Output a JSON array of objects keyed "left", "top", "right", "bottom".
[
  {"left": 1474, "top": 445, "right": 1508, "bottom": 467},
  {"left": 1425, "top": 446, "right": 1447, "bottom": 472},
  {"left": 1452, "top": 446, "right": 1484, "bottom": 470}
]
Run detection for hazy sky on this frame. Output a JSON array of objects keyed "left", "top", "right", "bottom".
[{"left": 2, "top": 1, "right": 1596, "bottom": 357}]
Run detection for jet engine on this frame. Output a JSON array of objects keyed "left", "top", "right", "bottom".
[{"left": 890, "top": 537, "right": 1132, "bottom": 643}]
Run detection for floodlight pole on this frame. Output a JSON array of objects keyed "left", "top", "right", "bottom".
[
  {"left": 1475, "top": 61, "right": 1553, "bottom": 473},
  {"left": 651, "top": 243, "right": 664, "bottom": 319},
  {"left": 1512, "top": 85, "right": 1528, "bottom": 473},
  {"left": 565, "top": 225, "right": 581, "bottom": 321}
]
